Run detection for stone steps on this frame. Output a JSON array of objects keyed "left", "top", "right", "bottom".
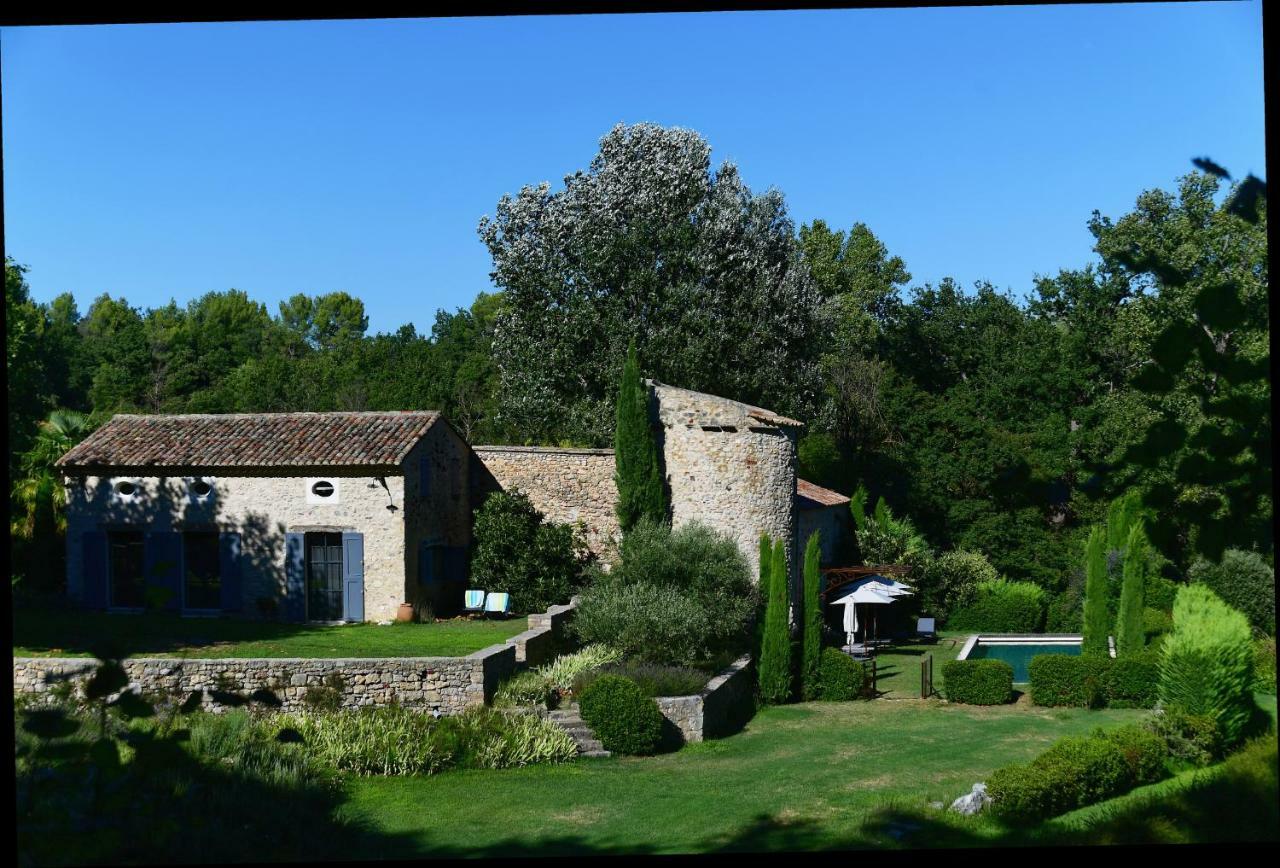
[{"left": 544, "top": 703, "right": 610, "bottom": 758}]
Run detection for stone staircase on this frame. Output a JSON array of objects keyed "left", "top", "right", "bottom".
[{"left": 545, "top": 703, "right": 610, "bottom": 758}]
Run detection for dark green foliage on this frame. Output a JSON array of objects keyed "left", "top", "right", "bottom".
[
  {"left": 613, "top": 342, "right": 666, "bottom": 532},
  {"left": 988, "top": 733, "right": 1137, "bottom": 823},
  {"left": 940, "top": 659, "right": 1013, "bottom": 705},
  {"left": 816, "top": 648, "right": 867, "bottom": 701},
  {"left": 1145, "top": 574, "right": 1180, "bottom": 613},
  {"left": 1106, "top": 490, "right": 1147, "bottom": 553},
  {"left": 1254, "top": 638, "right": 1277, "bottom": 695},
  {"left": 757, "top": 533, "right": 773, "bottom": 611},
  {"left": 578, "top": 675, "right": 665, "bottom": 756},
  {"left": 800, "top": 532, "right": 823, "bottom": 701},
  {"left": 1101, "top": 658, "right": 1160, "bottom": 708},
  {"left": 573, "top": 661, "right": 710, "bottom": 698},
  {"left": 1187, "top": 549, "right": 1275, "bottom": 635},
  {"left": 1083, "top": 525, "right": 1111, "bottom": 656},
  {"left": 1027, "top": 654, "right": 1113, "bottom": 707},
  {"left": 1096, "top": 724, "right": 1169, "bottom": 785},
  {"left": 916, "top": 550, "right": 996, "bottom": 624},
  {"left": 758, "top": 539, "right": 792, "bottom": 704},
  {"left": 571, "top": 519, "right": 757, "bottom": 667},
  {"left": 1142, "top": 706, "right": 1223, "bottom": 767},
  {"left": 946, "top": 579, "right": 1046, "bottom": 633},
  {"left": 1158, "top": 584, "right": 1256, "bottom": 748},
  {"left": 1143, "top": 607, "right": 1174, "bottom": 639},
  {"left": 470, "top": 489, "right": 588, "bottom": 614},
  {"left": 1116, "top": 521, "right": 1148, "bottom": 656}
]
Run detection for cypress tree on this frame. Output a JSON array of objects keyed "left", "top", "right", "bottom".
[
  {"left": 800, "top": 531, "right": 823, "bottom": 701},
  {"left": 1082, "top": 525, "right": 1111, "bottom": 657},
  {"left": 758, "top": 533, "right": 773, "bottom": 599},
  {"left": 1115, "top": 520, "right": 1148, "bottom": 656},
  {"left": 759, "top": 539, "right": 792, "bottom": 704},
  {"left": 1106, "top": 490, "right": 1143, "bottom": 553},
  {"left": 850, "top": 485, "right": 869, "bottom": 532},
  {"left": 613, "top": 341, "right": 666, "bottom": 532}
]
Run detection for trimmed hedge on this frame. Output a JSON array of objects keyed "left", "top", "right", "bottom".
[
  {"left": 1028, "top": 654, "right": 1108, "bottom": 708},
  {"left": 947, "top": 579, "right": 1047, "bottom": 633},
  {"left": 988, "top": 734, "right": 1131, "bottom": 823},
  {"left": 941, "top": 659, "right": 1013, "bottom": 705},
  {"left": 816, "top": 648, "right": 867, "bottom": 701},
  {"left": 578, "top": 675, "right": 665, "bottom": 756},
  {"left": 1096, "top": 724, "right": 1167, "bottom": 785},
  {"left": 1101, "top": 657, "right": 1160, "bottom": 708}
]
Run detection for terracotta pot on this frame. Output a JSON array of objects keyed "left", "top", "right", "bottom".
[{"left": 396, "top": 603, "right": 415, "bottom": 623}]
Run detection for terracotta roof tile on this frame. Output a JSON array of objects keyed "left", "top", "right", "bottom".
[
  {"left": 56, "top": 411, "right": 440, "bottom": 473},
  {"left": 797, "top": 478, "right": 851, "bottom": 509}
]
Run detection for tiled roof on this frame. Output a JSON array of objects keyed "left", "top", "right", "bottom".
[
  {"left": 56, "top": 411, "right": 441, "bottom": 472},
  {"left": 797, "top": 478, "right": 851, "bottom": 509}
]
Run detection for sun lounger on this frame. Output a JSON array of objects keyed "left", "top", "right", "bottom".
[
  {"left": 483, "top": 592, "right": 512, "bottom": 618},
  {"left": 463, "top": 589, "right": 487, "bottom": 614}
]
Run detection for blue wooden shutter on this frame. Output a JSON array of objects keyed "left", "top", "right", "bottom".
[
  {"left": 144, "top": 532, "right": 182, "bottom": 611},
  {"left": 284, "top": 532, "right": 306, "bottom": 622},
  {"left": 444, "top": 546, "right": 467, "bottom": 585},
  {"left": 219, "top": 532, "right": 242, "bottom": 612},
  {"left": 82, "top": 531, "right": 108, "bottom": 609},
  {"left": 342, "top": 532, "right": 364, "bottom": 622}
]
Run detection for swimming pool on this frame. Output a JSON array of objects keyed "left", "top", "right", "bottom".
[{"left": 956, "top": 635, "right": 1089, "bottom": 683}]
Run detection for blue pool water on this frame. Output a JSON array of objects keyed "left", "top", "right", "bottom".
[{"left": 966, "top": 641, "right": 1081, "bottom": 683}]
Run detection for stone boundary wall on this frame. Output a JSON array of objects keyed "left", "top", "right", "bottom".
[
  {"left": 471, "top": 446, "right": 620, "bottom": 561},
  {"left": 13, "top": 643, "right": 516, "bottom": 715},
  {"left": 505, "top": 599, "right": 578, "bottom": 667},
  {"left": 654, "top": 655, "right": 755, "bottom": 743}
]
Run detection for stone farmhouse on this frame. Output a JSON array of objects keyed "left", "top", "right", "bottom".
[{"left": 57, "top": 380, "right": 853, "bottom": 623}]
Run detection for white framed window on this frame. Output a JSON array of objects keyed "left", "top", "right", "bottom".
[
  {"left": 110, "top": 477, "right": 141, "bottom": 502},
  {"left": 306, "top": 477, "right": 340, "bottom": 504},
  {"left": 187, "top": 476, "right": 216, "bottom": 501}
]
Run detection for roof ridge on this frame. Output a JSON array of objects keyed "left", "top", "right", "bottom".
[{"left": 107, "top": 410, "right": 439, "bottom": 419}]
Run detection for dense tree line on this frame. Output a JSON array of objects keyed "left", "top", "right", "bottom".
[{"left": 7, "top": 123, "right": 1269, "bottom": 606}]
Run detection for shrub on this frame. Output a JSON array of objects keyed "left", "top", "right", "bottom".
[
  {"left": 1046, "top": 585, "right": 1084, "bottom": 633},
  {"left": 302, "top": 674, "right": 345, "bottom": 712},
  {"left": 471, "top": 489, "right": 590, "bottom": 614},
  {"left": 1188, "top": 549, "right": 1275, "bottom": 636},
  {"left": 572, "top": 519, "right": 757, "bottom": 667},
  {"left": 946, "top": 579, "right": 1046, "bottom": 633},
  {"left": 1254, "top": 637, "right": 1277, "bottom": 695},
  {"left": 1102, "top": 657, "right": 1160, "bottom": 708},
  {"left": 451, "top": 707, "right": 579, "bottom": 769},
  {"left": 941, "top": 659, "right": 1013, "bottom": 705},
  {"left": 816, "top": 648, "right": 867, "bottom": 701},
  {"left": 493, "top": 644, "right": 622, "bottom": 709},
  {"left": 918, "top": 550, "right": 997, "bottom": 624},
  {"left": 989, "top": 734, "right": 1130, "bottom": 823},
  {"left": 1145, "top": 573, "right": 1180, "bottom": 613},
  {"left": 578, "top": 675, "right": 665, "bottom": 756},
  {"left": 493, "top": 669, "right": 557, "bottom": 709},
  {"left": 758, "top": 538, "right": 792, "bottom": 704},
  {"left": 1143, "top": 607, "right": 1173, "bottom": 640},
  {"left": 573, "top": 660, "right": 709, "bottom": 698},
  {"left": 1096, "top": 724, "right": 1167, "bottom": 786},
  {"left": 1143, "top": 705, "right": 1222, "bottom": 767},
  {"left": 1028, "top": 654, "right": 1112, "bottom": 707},
  {"left": 1158, "top": 584, "right": 1256, "bottom": 748}
]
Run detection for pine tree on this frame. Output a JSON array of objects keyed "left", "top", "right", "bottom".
[
  {"left": 1115, "top": 520, "right": 1148, "bottom": 656},
  {"left": 800, "top": 531, "right": 823, "bottom": 701},
  {"left": 613, "top": 341, "right": 666, "bottom": 532},
  {"left": 758, "top": 538, "right": 792, "bottom": 704},
  {"left": 1082, "top": 525, "right": 1111, "bottom": 656}
]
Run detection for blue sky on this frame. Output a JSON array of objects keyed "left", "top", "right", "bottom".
[{"left": 2, "top": 4, "right": 1267, "bottom": 336}]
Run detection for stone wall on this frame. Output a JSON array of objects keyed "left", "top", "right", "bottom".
[
  {"left": 471, "top": 446, "right": 620, "bottom": 561},
  {"left": 505, "top": 599, "right": 577, "bottom": 667},
  {"left": 651, "top": 382, "right": 800, "bottom": 590},
  {"left": 653, "top": 656, "right": 755, "bottom": 743},
  {"left": 13, "top": 643, "right": 517, "bottom": 716}
]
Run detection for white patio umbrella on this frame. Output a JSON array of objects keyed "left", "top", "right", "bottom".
[{"left": 830, "top": 584, "right": 895, "bottom": 645}]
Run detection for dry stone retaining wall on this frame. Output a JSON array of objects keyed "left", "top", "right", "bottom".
[{"left": 653, "top": 655, "right": 755, "bottom": 743}]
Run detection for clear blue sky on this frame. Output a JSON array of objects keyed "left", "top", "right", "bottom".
[{"left": 2, "top": 4, "right": 1267, "bottom": 336}]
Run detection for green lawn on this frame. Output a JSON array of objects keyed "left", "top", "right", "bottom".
[
  {"left": 870, "top": 631, "right": 967, "bottom": 699},
  {"left": 12, "top": 608, "right": 526, "bottom": 659},
  {"left": 334, "top": 698, "right": 1157, "bottom": 857}
]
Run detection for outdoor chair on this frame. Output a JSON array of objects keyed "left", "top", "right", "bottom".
[
  {"left": 463, "top": 589, "right": 487, "bottom": 615},
  {"left": 483, "top": 592, "right": 512, "bottom": 618},
  {"left": 916, "top": 618, "right": 937, "bottom": 643}
]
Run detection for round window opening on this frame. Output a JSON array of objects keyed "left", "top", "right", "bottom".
[
  {"left": 191, "top": 480, "right": 212, "bottom": 497},
  {"left": 311, "top": 480, "right": 335, "bottom": 498},
  {"left": 115, "top": 481, "right": 137, "bottom": 497}
]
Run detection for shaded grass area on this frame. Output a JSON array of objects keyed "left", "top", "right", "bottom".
[
  {"left": 870, "top": 632, "right": 966, "bottom": 699},
  {"left": 336, "top": 698, "right": 1152, "bottom": 857},
  {"left": 12, "top": 608, "right": 525, "bottom": 658}
]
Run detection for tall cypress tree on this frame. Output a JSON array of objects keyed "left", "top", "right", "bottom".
[
  {"left": 1116, "top": 520, "right": 1148, "bottom": 656},
  {"left": 1106, "top": 490, "right": 1144, "bottom": 553},
  {"left": 1082, "top": 525, "right": 1111, "bottom": 656},
  {"left": 800, "top": 531, "right": 823, "bottom": 701},
  {"left": 755, "top": 534, "right": 773, "bottom": 663},
  {"left": 759, "top": 539, "right": 792, "bottom": 704},
  {"left": 613, "top": 341, "right": 666, "bottom": 532}
]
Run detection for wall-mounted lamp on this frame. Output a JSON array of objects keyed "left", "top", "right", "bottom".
[{"left": 375, "top": 476, "right": 398, "bottom": 512}]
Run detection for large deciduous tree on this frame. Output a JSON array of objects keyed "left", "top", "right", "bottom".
[{"left": 479, "top": 122, "right": 823, "bottom": 446}]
